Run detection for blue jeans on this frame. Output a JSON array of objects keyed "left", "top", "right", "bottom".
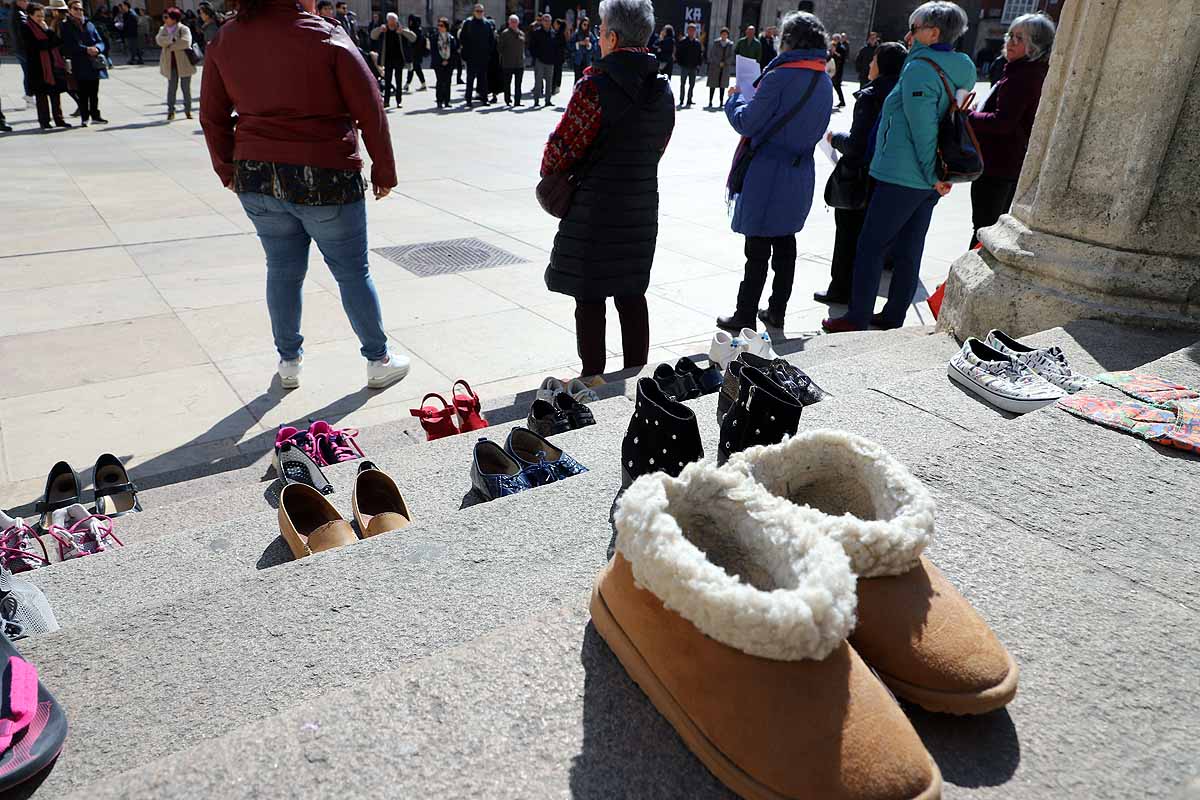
[
  {"left": 846, "top": 180, "right": 940, "bottom": 328},
  {"left": 239, "top": 194, "right": 388, "bottom": 362},
  {"left": 16, "top": 54, "right": 32, "bottom": 97}
]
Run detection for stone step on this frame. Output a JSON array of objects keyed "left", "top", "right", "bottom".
[{"left": 67, "top": 478, "right": 1199, "bottom": 800}]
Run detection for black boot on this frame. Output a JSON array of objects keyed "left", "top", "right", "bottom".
[
  {"left": 717, "top": 353, "right": 830, "bottom": 425},
  {"left": 757, "top": 308, "right": 785, "bottom": 329},
  {"left": 716, "top": 365, "right": 803, "bottom": 465},
  {"left": 715, "top": 310, "right": 756, "bottom": 332},
  {"left": 621, "top": 377, "right": 704, "bottom": 489}
]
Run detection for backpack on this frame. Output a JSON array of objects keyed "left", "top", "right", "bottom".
[{"left": 915, "top": 56, "right": 984, "bottom": 183}]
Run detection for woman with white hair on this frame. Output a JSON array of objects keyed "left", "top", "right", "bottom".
[
  {"left": 823, "top": 1, "right": 975, "bottom": 333},
  {"left": 540, "top": 0, "right": 675, "bottom": 381},
  {"left": 967, "top": 12, "right": 1055, "bottom": 247}
]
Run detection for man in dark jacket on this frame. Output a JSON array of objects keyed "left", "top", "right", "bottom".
[
  {"left": 119, "top": 3, "right": 142, "bottom": 64},
  {"left": 757, "top": 25, "right": 777, "bottom": 69},
  {"left": 734, "top": 25, "right": 760, "bottom": 61},
  {"left": 8, "top": 0, "right": 33, "bottom": 103},
  {"left": 528, "top": 13, "right": 556, "bottom": 106},
  {"left": 334, "top": 2, "right": 355, "bottom": 39},
  {"left": 497, "top": 14, "right": 525, "bottom": 105},
  {"left": 370, "top": 13, "right": 417, "bottom": 107},
  {"left": 675, "top": 22, "right": 702, "bottom": 107},
  {"left": 459, "top": 3, "right": 496, "bottom": 106},
  {"left": 854, "top": 30, "right": 877, "bottom": 83},
  {"left": 816, "top": 41, "right": 906, "bottom": 305}
]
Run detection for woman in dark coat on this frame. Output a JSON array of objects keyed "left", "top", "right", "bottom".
[
  {"left": 21, "top": 2, "right": 71, "bottom": 129},
  {"left": 60, "top": 0, "right": 107, "bottom": 126},
  {"left": 431, "top": 16, "right": 459, "bottom": 109},
  {"left": 403, "top": 14, "right": 428, "bottom": 90},
  {"left": 541, "top": 0, "right": 675, "bottom": 380},
  {"left": 716, "top": 11, "right": 832, "bottom": 331},
  {"left": 815, "top": 41, "right": 906, "bottom": 305},
  {"left": 655, "top": 24, "right": 674, "bottom": 76},
  {"left": 967, "top": 12, "right": 1055, "bottom": 248}
]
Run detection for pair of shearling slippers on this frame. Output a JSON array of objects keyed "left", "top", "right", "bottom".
[{"left": 595, "top": 430, "right": 1017, "bottom": 800}]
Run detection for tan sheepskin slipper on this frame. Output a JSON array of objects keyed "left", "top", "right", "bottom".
[
  {"left": 728, "top": 429, "right": 1018, "bottom": 716},
  {"left": 599, "top": 462, "right": 942, "bottom": 800}
]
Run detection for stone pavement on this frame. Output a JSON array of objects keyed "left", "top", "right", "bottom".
[{"left": 0, "top": 62, "right": 973, "bottom": 506}]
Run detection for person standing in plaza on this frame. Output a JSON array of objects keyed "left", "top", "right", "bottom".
[
  {"left": 403, "top": 14, "right": 427, "bottom": 91},
  {"left": 967, "top": 12, "right": 1055, "bottom": 248},
  {"left": 60, "top": 0, "right": 107, "bottom": 126},
  {"left": 716, "top": 10, "right": 831, "bottom": 332},
  {"left": 431, "top": 16, "right": 458, "bottom": 109},
  {"left": 459, "top": 3, "right": 495, "bottom": 107},
  {"left": 334, "top": 1, "right": 353, "bottom": 38},
  {"left": 21, "top": 2, "right": 71, "bottom": 129},
  {"left": 674, "top": 21, "right": 701, "bottom": 107},
  {"left": 706, "top": 27, "right": 733, "bottom": 107},
  {"left": 371, "top": 13, "right": 416, "bottom": 107},
  {"left": 829, "top": 31, "right": 847, "bottom": 107},
  {"left": 497, "top": 14, "right": 525, "bottom": 105},
  {"left": 569, "top": 15, "right": 597, "bottom": 85},
  {"left": 551, "top": 17, "right": 567, "bottom": 94},
  {"left": 734, "top": 24, "right": 759, "bottom": 63},
  {"left": 823, "top": 1, "right": 976, "bottom": 333},
  {"left": 654, "top": 24, "right": 674, "bottom": 77},
  {"left": 198, "top": 2, "right": 222, "bottom": 51},
  {"left": 155, "top": 7, "right": 195, "bottom": 120},
  {"left": 816, "top": 40, "right": 906, "bottom": 305},
  {"left": 541, "top": 0, "right": 674, "bottom": 380},
  {"left": 855, "top": 30, "right": 878, "bottom": 84},
  {"left": 118, "top": 1, "right": 141, "bottom": 64},
  {"left": 529, "top": 12, "right": 556, "bottom": 106},
  {"left": 757, "top": 24, "right": 777, "bottom": 69},
  {"left": 200, "top": 0, "right": 409, "bottom": 390},
  {"left": 8, "top": 0, "right": 34, "bottom": 109}
]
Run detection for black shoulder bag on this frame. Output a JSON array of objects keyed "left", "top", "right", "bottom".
[
  {"left": 726, "top": 71, "right": 820, "bottom": 197},
  {"left": 915, "top": 56, "right": 983, "bottom": 183},
  {"left": 536, "top": 78, "right": 654, "bottom": 219}
]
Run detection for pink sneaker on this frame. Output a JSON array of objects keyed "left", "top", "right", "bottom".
[
  {"left": 276, "top": 424, "right": 323, "bottom": 465},
  {"left": 45, "top": 505, "right": 122, "bottom": 562},
  {"left": 0, "top": 512, "right": 49, "bottom": 574},
  {"left": 308, "top": 420, "right": 364, "bottom": 465}
]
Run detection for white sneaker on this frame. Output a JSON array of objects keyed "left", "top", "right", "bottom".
[
  {"left": 367, "top": 352, "right": 411, "bottom": 389},
  {"left": 708, "top": 330, "right": 748, "bottom": 370},
  {"left": 566, "top": 377, "right": 601, "bottom": 403},
  {"left": 536, "top": 376, "right": 566, "bottom": 403},
  {"left": 984, "top": 329, "right": 1091, "bottom": 394},
  {"left": 278, "top": 358, "right": 302, "bottom": 390},
  {"left": 947, "top": 338, "right": 1063, "bottom": 414},
  {"left": 740, "top": 327, "right": 777, "bottom": 359}
]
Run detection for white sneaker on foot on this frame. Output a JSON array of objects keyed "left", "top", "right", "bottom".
[
  {"left": 278, "top": 358, "right": 302, "bottom": 389},
  {"left": 367, "top": 352, "right": 411, "bottom": 389}
]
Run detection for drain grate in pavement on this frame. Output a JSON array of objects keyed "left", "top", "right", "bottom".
[{"left": 372, "top": 237, "right": 529, "bottom": 277}]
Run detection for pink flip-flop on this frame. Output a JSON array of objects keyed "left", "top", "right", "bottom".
[{"left": 0, "top": 640, "right": 68, "bottom": 791}]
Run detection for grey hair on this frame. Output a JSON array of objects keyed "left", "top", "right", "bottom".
[
  {"left": 598, "top": 0, "right": 654, "bottom": 47},
  {"left": 507, "top": 13, "right": 518, "bottom": 22},
  {"left": 779, "top": 10, "right": 828, "bottom": 51},
  {"left": 909, "top": 1, "right": 968, "bottom": 44},
  {"left": 1009, "top": 12, "right": 1056, "bottom": 61},
  {"left": 386, "top": 11, "right": 398, "bottom": 22}
]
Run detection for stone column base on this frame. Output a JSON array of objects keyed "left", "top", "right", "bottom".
[{"left": 936, "top": 215, "right": 1200, "bottom": 340}]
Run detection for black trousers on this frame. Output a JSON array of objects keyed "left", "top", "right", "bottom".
[
  {"left": 828, "top": 206, "right": 867, "bottom": 300},
  {"left": 35, "top": 91, "right": 64, "bottom": 126},
  {"left": 735, "top": 235, "right": 797, "bottom": 316},
  {"left": 75, "top": 78, "right": 100, "bottom": 122},
  {"left": 575, "top": 294, "right": 650, "bottom": 378},
  {"left": 465, "top": 61, "right": 488, "bottom": 104},
  {"left": 833, "top": 77, "right": 845, "bottom": 105},
  {"left": 382, "top": 62, "right": 402, "bottom": 105},
  {"left": 503, "top": 67, "right": 524, "bottom": 104},
  {"left": 126, "top": 35, "right": 142, "bottom": 64},
  {"left": 553, "top": 61, "right": 563, "bottom": 93},
  {"left": 678, "top": 68, "right": 697, "bottom": 104},
  {"left": 405, "top": 62, "right": 426, "bottom": 87},
  {"left": 434, "top": 65, "right": 453, "bottom": 106},
  {"left": 970, "top": 175, "right": 1018, "bottom": 249},
  {"left": 708, "top": 86, "right": 725, "bottom": 106}
]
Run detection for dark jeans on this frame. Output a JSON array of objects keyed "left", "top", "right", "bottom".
[
  {"left": 735, "top": 234, "right": 797, "bottom": 317},
  {"left": 503, "top": 66, "right": 524, "bottom": 104},
  {"left": 970, "top": 175, "right": 1018, "bottom": 248},
  {"left": 17, "top": 54, "right": 33, "bottom": 97},
  {"left": 34, "top": 91, "right": 64, "bottom": 126},
  {"left": 465, "top": 60, "right": 488, "bottom": 104},
  {"left": 575, "top": 294, "right": 650, "bottom": 378},
  {"left": 405, "top": 62, "right": 426, "bottom": 87},
  {"left": 382, "top": 62, "right": 402, "bottom": 105},
  {"left": 75, "top": 78, "right": 100, "bottom": 122},
  {"left": 434, "top": 65, "right": 453, "bottom": 106},
  {"left": 126, "top": 35, "right": 142, "bottom": 64},
  {"left": 678, "top": 67, "right": 696, "bottom": 105},
  {"left": 846, "top": 180, "right": 940, "bottom": 327}
]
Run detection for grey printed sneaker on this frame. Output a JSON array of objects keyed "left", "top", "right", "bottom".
[
  {"left": 948, "top": 338, "right": 1063, "bottom": 415},
  {"left": 984, "top": 330, "right": 1092, "bottom": 394}
]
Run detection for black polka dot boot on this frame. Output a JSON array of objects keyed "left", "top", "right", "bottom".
[
  {"left": 621, "top": 377, "right": 704, "bottom": 489},
  {"left": 716, "top": 365, "right": 803, "bottom": 465}
]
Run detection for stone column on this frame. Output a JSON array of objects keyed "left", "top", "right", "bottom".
[{"left": 937, "top": 0, "right": 1200, "bottom": 338}]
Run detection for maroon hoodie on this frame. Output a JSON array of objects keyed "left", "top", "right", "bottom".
[
  {"left": 968, "top": 57, "right": 1049, "bottom": 181},
  {"left": 199, "top": 0, "right": 396, "bottom": 189}
]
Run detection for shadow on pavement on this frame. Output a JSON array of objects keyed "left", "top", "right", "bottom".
[{"left": 906, "top": 703, "right": 1020, "bottom": 788}]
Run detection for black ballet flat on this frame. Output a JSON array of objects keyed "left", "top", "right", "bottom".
[
  {"left": 92, "top": 453, "right": 142, "bottom": 517},
  {"left": 35, "top": 461, "right": 81, "bottom": 524}
]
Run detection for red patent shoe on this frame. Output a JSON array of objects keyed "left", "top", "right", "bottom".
[
  {"left": 821, "top": 316, "right": 869, "bottom": 334},
  {"left": 452, "top": 380, "right": 489, "bottom": 432},
  {"left": 410, "top": 393, "right": 461, "bottom": 441}
]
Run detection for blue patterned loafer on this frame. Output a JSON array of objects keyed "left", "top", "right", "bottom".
[
  {"left": 504, "top": 427, "right": 588, "bottom": 487},
  {"left": 470, "top": 439, "right": 534, "bottom": 502}
]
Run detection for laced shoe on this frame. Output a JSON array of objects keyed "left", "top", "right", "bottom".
[
  {"left": 0, "top": 512, "right": 49, "bottom": 575},
  {"left": 44, "top": 504, "right": 121, "bottom": 562},
  {"left": 278, "top": 357, "right": 302, "bottom": 389},
  {"left": 948, "top": 337, "right": 1063, "bottom": 414},
  {"left": 308, "top": 420, "right": 363, "bottom": 465},
  {"left": 985, "top": 329, "right": 1092, "bottom": 394},
  {"left": 367, "top": 352, "right": 411, "bottom": 389}
]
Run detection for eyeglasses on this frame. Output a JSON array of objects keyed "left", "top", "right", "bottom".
[{"left": 1004, "top": 32, "right": 1025, "bottom": 43}]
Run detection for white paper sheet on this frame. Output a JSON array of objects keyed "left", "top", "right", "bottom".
[
  {"left": 735, "top": 55, "right": 762, "bottom": 102},
  {"left": 817, "top": 135, "right": 839, "bottom": 165}
]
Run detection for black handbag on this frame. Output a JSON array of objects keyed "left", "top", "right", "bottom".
[
  {"left": 727, "top": 71, "right": 821, "bottom": 197},
  {"left": 915, "top": 57, "right": 983, "bottom": 183},
  {"left": 823, "top": 158, "right": 870, "bottom": 210}
]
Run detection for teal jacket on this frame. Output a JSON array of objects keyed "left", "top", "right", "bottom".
[{"left": 869, "top": 43, "right": 977, "bottom": 190}]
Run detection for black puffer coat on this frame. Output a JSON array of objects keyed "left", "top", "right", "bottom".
[{"left": 545, "top": 50, "right": 675, "bottom": 301}]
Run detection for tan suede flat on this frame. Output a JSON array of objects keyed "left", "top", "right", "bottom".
[
  {"left": 351, "top": 461, "right": 412, "bottom": 538},
  {"left": 278, "top": 483, "right": 357, "bottom": 560}
]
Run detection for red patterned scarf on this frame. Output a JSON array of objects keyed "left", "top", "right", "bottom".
[{"left": 26, "top": 18, "right": 66, "bottom": 86}]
